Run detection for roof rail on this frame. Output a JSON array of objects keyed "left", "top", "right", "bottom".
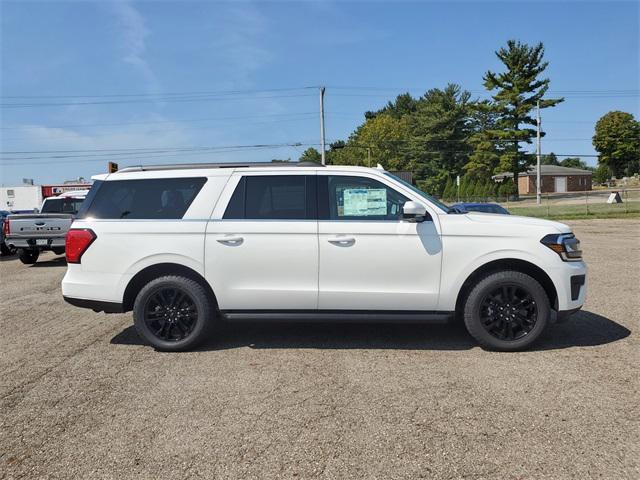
[{"left": 116, "top": 161, "right": 324, "bottom": 173}]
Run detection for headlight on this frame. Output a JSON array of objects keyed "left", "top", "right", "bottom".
[{"left": 541, "top": 233, "right": 582, "bottom": 261}]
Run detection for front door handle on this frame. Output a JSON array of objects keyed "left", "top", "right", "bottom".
[
  {"left": 327, "top": 236, "right": 355, "bottom": 246},
  {"left": 217, "top": 235, "right": 244, "bottom": 246}
]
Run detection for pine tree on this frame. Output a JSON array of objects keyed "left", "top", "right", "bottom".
[
  {"left": 442, "top": 177, "right": 454, "bottom": 201},
  {"left": 483, "top": 40, "right": 563, "bottom": 192}
]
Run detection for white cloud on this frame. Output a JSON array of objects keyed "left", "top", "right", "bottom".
[
  {"left": 210, "top": 5, "right": 273, "bottom": 87},
  {"left": 111, "top": 0, "right": 160, "bottom": 93}
]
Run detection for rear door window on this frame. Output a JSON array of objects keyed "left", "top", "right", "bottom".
[
  {"left": 80, "top": 177, "right": 206, "bottom": 219},
  {"left": 41, "top": 197, "right": 85, "bottom": 214},
  {"left": 224, "top": 175, "right": 316, "bottom": 220}
]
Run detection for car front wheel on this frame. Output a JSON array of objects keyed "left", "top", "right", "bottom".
[
  {"left": 133, "top": 275, "right": 215, "bottom": 352},
  {"left": 463, "top": 270, "right": 550, "bottom": 351}
]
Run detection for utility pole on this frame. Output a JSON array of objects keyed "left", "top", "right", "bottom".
[
  {"left": 536, "top": 100, "right": 542, "bottom": 205},
  {"left": 319, "top": 87, "right": 326, "bottom": 165}
]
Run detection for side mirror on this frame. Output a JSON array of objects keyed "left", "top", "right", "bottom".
[{"left": 402, "top": 201, "right": 427, "bottom": 222}]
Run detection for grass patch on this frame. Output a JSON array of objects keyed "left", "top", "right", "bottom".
[{"left": 507, "top": 202, "right": 640, "bottom": 220}]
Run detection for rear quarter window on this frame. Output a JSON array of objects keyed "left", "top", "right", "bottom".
[{"left": 80, "top": 177, "right": 207, "bottom": 219}]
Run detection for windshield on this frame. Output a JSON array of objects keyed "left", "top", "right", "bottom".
[
  {"left": 383, "top": 172, "right": 449, "bottom": 213},
  {"left": 41, "top": 197, "right": 85, "bottom": 214}
]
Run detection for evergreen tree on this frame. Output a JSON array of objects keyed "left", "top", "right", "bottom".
[
  {"left": 483, "top": 40, "right": 564, "bottom": 192},
  {"left": 442, "top": 177, "right": 454, "bottom": 201},
  {"left": 541, "top": 152, "right": 559, "bottom": 165},
  {"left": 560, "top": 157, "right": 588, "bottom": 169},
  {"left": 465, "top": 101, "right": 501, "bottom": 178},
  {"left": 406, "top": 84, "right": 474, "bottom": 195},
  {"left": 298, "top": 147, "right": 322, "bottom": 164}
]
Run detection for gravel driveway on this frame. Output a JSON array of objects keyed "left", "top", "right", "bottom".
[{"left": 1, "top": 219, "right": 638, "bottom": 479}]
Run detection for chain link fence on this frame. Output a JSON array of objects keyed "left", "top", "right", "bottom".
[{"left": 447, "top": 189, "right": 640, "bottom": 219}]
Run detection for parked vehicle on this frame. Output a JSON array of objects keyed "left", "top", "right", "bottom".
[
  {"left": 1, "top": 210, "right": 17, "bottom": 256},
  {"left": 62, "top": 163, "right": 586, "bottom": 352},
  {"left": 4, "top": 190, "right": 89, "bottom": 264},
  {"left": 451, "top": 202, "right": 511, "bottom": 215}
]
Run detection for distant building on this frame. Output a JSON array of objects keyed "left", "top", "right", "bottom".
[
  {"left": 0, "top": 185, "right": 42, "bottom": 211},
  {"left": 494, "top": 165, "right": 592, "bottom": 195},
  {"left": 1, "top": 181, "right": 92, "bottom": 211}
]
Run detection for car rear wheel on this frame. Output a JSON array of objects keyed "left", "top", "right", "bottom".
[
  {"left": 18, "top": 249, "right": 39, "bottom": 264},
  {"left": 133, "top": 275, "right": 215, "bottom": 352},
  {"left": 1, "top": 243, "right": 16, "bottom": 256},
  {"left": 463, "top": 270, "right": 550, "bottom": 351}
]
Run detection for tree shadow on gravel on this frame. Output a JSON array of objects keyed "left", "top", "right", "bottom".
[{"left": 110, "top": 310, "right": 630, "bottom": 352}]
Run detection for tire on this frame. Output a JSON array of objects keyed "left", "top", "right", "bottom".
[
  {"left": 18, "top": 249, "right": 40, "bottom": 264},
  {"left": 133, "top": 275, "right": 215, "bottom": 352},
  {"left": 1, "top": 242, "right": 15, "bottom": 256},
  {"left": 463, "top": 270, "right": 550, "bottom": 351}
]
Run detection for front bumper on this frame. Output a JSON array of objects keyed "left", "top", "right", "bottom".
[
  {"left": 548, "top": 260, "right": 587, "bottom": 312},
  {"left": 556, "top": 306, "right": 583, "bottom": 323}
]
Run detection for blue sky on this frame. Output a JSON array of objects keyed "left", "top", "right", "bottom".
[{"left": 1, "top": 0, "right": 638, "bottom": 185}]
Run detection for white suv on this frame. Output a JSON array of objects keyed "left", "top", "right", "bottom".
[{"left": 62, "top": 162, "right": 587, "bottom": 351}]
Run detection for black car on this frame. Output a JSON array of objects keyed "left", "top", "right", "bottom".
[{"left": 450, "top": 202, "right": 511, "bottom": 215}]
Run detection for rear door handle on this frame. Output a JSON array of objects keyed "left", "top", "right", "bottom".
[
  {"left": 216, "top": 235, "right": 244, "bottom": 246},
  {"left": 327, "top": 236, "right": 355, "bottom": 246}
]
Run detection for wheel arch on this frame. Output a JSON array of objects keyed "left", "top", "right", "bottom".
[
  {"left": 122, "top": 263, "right": 217, "bottom": 312},
  {"left": 454, "top": 258, "right": 558, "bottom": 318}
]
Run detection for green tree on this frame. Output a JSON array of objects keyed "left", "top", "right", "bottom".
[
  {"left": 483, "top": 40, "right": 564, "bottom": 191},
  {"left": 560, "top": 157, "right": 588, "bottom": 169},
  {"left": 442, "top": 177, "right": 454, "bottom": 200},
  {"left": 330, "top": 113, "right": 411, "bottom": 169},
  {"left": 593, "top": 111, "right": 640, "bottom": 177},
  {"left": 465, "top": 101, "right": 501, "bottom": 178},
  {"left": 406, "top": 84, "right": 474, "bottom": 194},
  {"left": 541, "top": 152, "right": 559, "bottom": 165},
  {"left": 366, "top": 92, "right": 419, "bottom": 120},
  {"left": 298, "top": 147, "right": 322, "bottom": 164},
  {"left": 593, "top": 164, "right": 611, "bottom": 184}
]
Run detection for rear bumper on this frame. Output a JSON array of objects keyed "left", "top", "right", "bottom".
[
  {"left": 7, "top": 237, "right": 66, "bottom": 249},
  {"left": 63, "top": 296, "right": 124, "bottom": 313}
]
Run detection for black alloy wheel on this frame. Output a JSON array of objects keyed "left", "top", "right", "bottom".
[
  {"left": 133, "top": 275, "right": 215, "bottom": 351},
  {"left": 479, "top": 284, "right": 538, "bottom": 341},
  {"left": 463, "top": 270, "right": 550, "bottom": 351},
  {"left": 144, "top": 287, "right": 198, "bottom": 342}
]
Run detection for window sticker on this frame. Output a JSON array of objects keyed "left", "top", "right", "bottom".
[{"left": 342, "top": 188, "right": 387, "bottom": 216}]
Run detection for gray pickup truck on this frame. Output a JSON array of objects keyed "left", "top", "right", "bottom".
[{"left": 4, "top": 191, "right": 88, "bottom": 264}]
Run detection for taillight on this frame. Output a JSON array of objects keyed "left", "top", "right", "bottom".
[
  {"left": 2, "top": 219, "right": 9, "bottom": 235},
  {"left": 65, "top": 229, "right": 96, "bottom": 264}
]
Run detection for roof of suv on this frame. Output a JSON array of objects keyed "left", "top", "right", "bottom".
[
  {"left": 116, "top": 161, "right": 324, "bottom": 173},
  {"left": 93, "top": 162, "right": 384, "bottom": 180}
]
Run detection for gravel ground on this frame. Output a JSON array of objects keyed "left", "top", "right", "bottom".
[{"left": 1, "top": 219, "right": 638, "bottom": 479}]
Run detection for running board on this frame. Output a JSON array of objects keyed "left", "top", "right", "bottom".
[{"left": 220, "top": 310, "right": 454, "bottom": 324}]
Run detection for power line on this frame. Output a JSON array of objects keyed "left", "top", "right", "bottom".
[
  {"left": 0, "top": 112, "right": 323, "bottom": 130},
  {"left": 0, "top": 93, "right": 316, "bottom": 108},
  {"left": 0, "top": 86, "right": 318, "bottom": 99},
  {"left": 0, "top": 145, "right": 319, "bottom": 167},
  {"left": 0, "top": 142, "right": 319, "bottom": 162}
]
